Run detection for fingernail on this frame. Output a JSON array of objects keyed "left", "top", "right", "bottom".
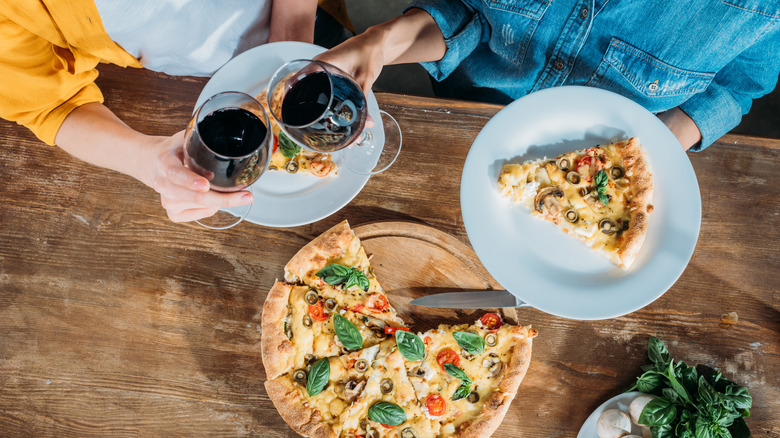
[
  {"left": 193, "top": 179, "right": 209, "bottom": 191},
  {"left": 241, "top": 192, "right": 253, "bottom": 203}
]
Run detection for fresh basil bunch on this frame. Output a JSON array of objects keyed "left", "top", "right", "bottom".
[
  {"left": 627, "top": 337, "right": 752, "bottom": 438},
  {"left": 316, "top": 264, "right": 370, "bottom": 291}
]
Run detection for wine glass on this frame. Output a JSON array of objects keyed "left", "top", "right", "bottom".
[
  {"left": 183, "top": 91, "right": 271, "bottom": 229},
  {"left": 265, "top": 59, "right": 402, "bottom": 174}
]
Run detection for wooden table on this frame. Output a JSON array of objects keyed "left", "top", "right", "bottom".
[{"left": 0, "top": 64, "right": 777, "bottom": 437}]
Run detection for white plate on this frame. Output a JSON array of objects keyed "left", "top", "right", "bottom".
[
  {"left": 460, "top": 86, "right": 701, "bottom": 320},
  {"left": 195, "top": 41, "right": 380, "bottom": 227},
  {"left": 578, "top": 391, "right": 648, "bottom": 437}
]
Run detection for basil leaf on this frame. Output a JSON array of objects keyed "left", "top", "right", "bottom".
[
  {"left": 729, "top": 417, "right": 752, "bottom": 438},
  {"left": 639, "top": 397, "right": 677, "bottom": 426},
  {"left": 278, "top": 130, "right": 301, "bottom": 158},
  {"left": 652, "top": 424, "right": 675, "bottom": 438},
  {"left": 595, "top": 170, "right": 609, "bottom": 205},
  {"left": 395, "top": 330, "right": 425, "bottom": 361},
  {"left": 344, "top": 269, "right": 370, "bottom": 292},
  {"left": 724, "top": 384, "right": 752, "bottom": 411},
  {"left": 648, "top": 336, "right": 671, "bottom": 367},
  {"left": 316, "top": 264, "right": 369, "bottom": 291},
  {"left": 368, "top": 401, "right": 406, "bottom": 426},
  {"left": 668, "top": 360, "right": 693, "bottom": 404},
  {"left": 444, "top": 364, "right": 472, "bottom": 384},
  {"left": 636, "top": 371, "right": 665, "bottom": 394},
  {"left": 333, "top": 313, "right": 363, "bottom": 350},
  {"left": 453, "top": 331, "right": 485, "bottom": 356},
  {"left": 452, "top": 384, "right": 471, "bottom": 401},
  {"left": 306, "top": 358, "right": 330, "bottom": 396}
]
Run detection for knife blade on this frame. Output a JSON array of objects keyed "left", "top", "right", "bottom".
[{"left": 409, "top": 290, "right": 529, "bottom": 309}]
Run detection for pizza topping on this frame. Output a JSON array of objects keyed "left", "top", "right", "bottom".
[
  {"left": 401, "top": 427, "right": 417, "bottom": 438},
  {"left": 436, "top": 349, "right": 461, "bottom": 370},
  {"left": 366, "top": 429, "right": 379, "bottom": 438},
  {"left": 483, "top": 353, "right": 503, "bottom": 377},
  {"left": 396, "top": 330, "right": 425, "bottom": 361},
  {"left": 564, "top": 209, "right": 580, "bottom": 224},
  {"left": 445, "top": 364, "right": 474, "bottom": 400},
  {"left": 466, "top": 391, "right": 480, "bottom": 403},
  {"left": 306, "top": 358, "right": 330, "bottom": 396},
  {"left": 371, "top": 328, "right": 388, "bottom": 340},
  {"left": 354, "top": 359, "right": 370, "bottom": 373},
  {"left": 344, "top": 379, "right": 365, "bottom": 402},
  {"left": 609, "top": 166, "right": 625, "bottom": 179},
  {"left": 304, "top": 290, "right": 319, "bottom": 305},
  {"left": 379, "top": 378, "right": 394, "bottom": 394},
  {"left": 316, "top": 264, "right": 370, "bottom": 291},
  {"left": 308, "top": 302, "right": 329, "bottom": 322},
  {"left": 594, "top": 170, "right": 610, "bottom": 205},
  {"left": 368, "top": 401, "right": 407, "bottom": 426},
  {"left": 566, "top": 171, "right": 581, "bottom": 185},
  {"left": 479, "top": 313, "right": 503, "bottom": 331},
  {"left": 278, "top": 130, "right": 301, "bottom": 158},
  {"left": 556, "top": 157, "right": 571, "bottom": 171},
  {"left": 324, "top": 298, "right": 339, "bottom": 313},
  {"left": 333, "top": 314, "right": 363, "bottom": 350},
  {"left": 310, "top": 159, "right": 334, "bottom": 177},
  {"left": 384, "top": 326, "right": 410, "bottom": 335},
  {"left": 284, "top": 160, "right": 299, "bottom": 174},
  {"left": 534, "top": 186, "right": 564, "bottom": 214},
  {"left": 293, "top": 369, "right": 308, "bottom": 385},
  {"left": 599, "top": 219, "right": 617, "bottom": 235},
  {"left": 424, "top": 395, "right": 447, "bottom": 417},
  {"left": 485, "top": 333, "right": 498, "bottom": 347},
  {"left": 366, "top": 293, "right": 390, "bottom": 312},
  {"left": 302, "top": 314, "right": 313, "bottom": 328},
  {"left": 453, "top": 332, "right": 486, "bottom": 356}
]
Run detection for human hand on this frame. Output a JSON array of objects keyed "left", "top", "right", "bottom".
[
  {"left": 146, "top": 131, "right": 253, "bottom": 223},
  {"left": 315, "top": 29, "right": 387, "bottom": 96}
]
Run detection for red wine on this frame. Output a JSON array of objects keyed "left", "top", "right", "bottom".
[
  {"left": 185, "top": 107, "right": 269, "bottom": 191},
  {"left": 281, "top": 71, "right": 330, "bottom": 126}
]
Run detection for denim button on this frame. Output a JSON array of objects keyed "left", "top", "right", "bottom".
[
  {"left": 554, "top": 60, "right": 566, "bottom": 70},
  {"left": 579, "top": 7, "right": 589, "bottom": 19},
  {"left": 648, "top": 80, "right": 659, "bottom": 92}
]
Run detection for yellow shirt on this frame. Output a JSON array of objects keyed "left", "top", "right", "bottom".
[{"left": 0, "top": 0, "right": 142, "bottom": 145}]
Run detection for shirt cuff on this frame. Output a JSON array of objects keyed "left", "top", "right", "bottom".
[
  {"left": 35, "top": 83, "right": 104, "bottom": 145},
  {"left": 405, "top": 1, "right": 484, "bottom": 81},
  {"left": 679, "top": 83, "right": 743, "bottom": 152}
]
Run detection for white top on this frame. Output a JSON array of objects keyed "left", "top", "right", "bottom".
[{"left": 95, "top": 0, "right": 271, "bottom": 76}]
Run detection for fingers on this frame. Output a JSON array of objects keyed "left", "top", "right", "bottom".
[
  {"left": 165, "top": 206, "right": 221, "bottom": 223},
  {"left": 157, "top": 147, "right": 210, "bottom": 192}
]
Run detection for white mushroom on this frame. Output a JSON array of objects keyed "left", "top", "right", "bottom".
[
  {"left": 640, "top": 426, "right": 653, "bottom": 438},
  {"left": 597, "top": 409, "right": 632, "bottom": 438},
  {"left": 629, "top": 395, "right": 655, "bottom": 426}
]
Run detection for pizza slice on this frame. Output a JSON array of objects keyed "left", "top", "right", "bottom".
[
  {"left": 498, "top": 137, "right": 654, "bottom": 269},
  {"left": 255, "top": 89, "right": 337, "bottom": 177},
  {"left": 265, "top": 341, "right": 394, "bottom": 438},
  {"left": 401, "top": 313, "right": 537, "bottom": 437},
  {"left": 284, "top": 221, "right": 404, "bottom": 326},
  {"left": 262, "top": 281, "right": 394, "bottom": 380}
]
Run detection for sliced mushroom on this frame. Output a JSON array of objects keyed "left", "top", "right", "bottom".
[
  {"left": 324, "top": 298, "right": 338, "bottom": 313},
  {"left": 579, "top": 186, "right": 592, "bottom": 197},
  {"left": 609, "top": 166, "right": 625, "bottom": 179},
  {"left": 484, "top": 333, "right": 498, "bottom": 347},
  {"left": 354, "top": 359, "right": 369, "bottom": 373},
  {"left": 285, "top": 160, "right": 299, "bottom": 173},
  {"left": 461, "top": 349, "right": 475, "bottom": 360},
  {"left": 304, "top": 354, "right": 316, "bottom": 365},
  {"left": 344, "top": 379, "right": 365, "bottom": 402},
  {"left": 302, "top": 314, "right": 313, "bottom": 328},
  {"left": 482, "top": 353, "right": 502, "bottom": 376},
  {"left": 599, "top": 219, "right": 617, "bottom": 235},
  {"left": 534, "top": 186, "right": 564, "bottom": 215},
  {"left": 366, "top": 430, "right": 379, "bottom": 438},
  {"left": 293, "top": 369, "right": 307, "bottom": 385},
  {"left": 371, "top": 328, "right": 387, "bottom": 339},
  {"left": 566, "top": 171, "right": 581, "bottom": 185},
  {"left": 467, "top": 391, "right": 480, "bottom": 403},
  {"left": 363, "top": 316, "right": 387, "bottom": 330},
  {"left": 596, "top": 409, "right": 632, "bottom": 438},
  {"left": 557, "top": 157, "right": 571, "bottom": 171},
  {"left": 401, "top": 427, "right": 417, "bottom": 438},
  {"left": 359, "top": 418, "right": 368, "bottom": 431},
  {"left": 379, "top": 378, "right": 394, "bottom": 394},
  {"left": 304, "top": 290, "right": 319, "bottom": 305},
  {"left": 564, "top": 209, "right": 579, "bottom": 224}
]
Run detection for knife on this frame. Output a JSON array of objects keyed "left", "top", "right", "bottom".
[{"left": 409, "top": 290, "right": 530, "bottom": 309}]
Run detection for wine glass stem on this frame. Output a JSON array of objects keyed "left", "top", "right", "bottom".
[{"left": 356, "top": 129, "right": 373, "bottom": 147}]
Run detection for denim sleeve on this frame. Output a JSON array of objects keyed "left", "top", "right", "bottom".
[
  {"left": 680, "top": 26, "right": 780, "bottom": 151},
  {"left": 405, "top": 0, "right": 487, "bottom": 80}
]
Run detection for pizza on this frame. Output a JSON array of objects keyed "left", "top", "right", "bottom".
[
  {"left": 254, "top": 89, "right": 337, "bottom": 177},
  {"left": 262, "top": 221, "right": 537, "bottom": 437},
  {"left": 497, "top": 137, "right": 653, "bottom": 269}
]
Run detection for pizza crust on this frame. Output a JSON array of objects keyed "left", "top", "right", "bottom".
[
  {"left": 284, "top": 220, "right": 358, "bottom": 283},
  {"left": 265, "top": 376, "right": 337, "bottom": 438},
  {"left": 261, "top": 281, "right": 295, "bottom": 380},
  {"left": 616, "top": 137, "right": 654, "bottom": 268}
]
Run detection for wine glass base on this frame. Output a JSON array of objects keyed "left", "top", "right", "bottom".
[{"left": 343, "top": 110, "right": 402, "bottom": 175}]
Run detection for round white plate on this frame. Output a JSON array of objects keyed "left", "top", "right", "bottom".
[
  {"left": 195, "top": 41, "right": 380, "bottom": 227},
  {"left": 460, "top": 86, "right": 701, "bottom": 320},
  {"left": 578, "top": 391, "right": 648, "bottom": 438}
]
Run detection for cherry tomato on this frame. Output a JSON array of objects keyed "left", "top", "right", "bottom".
[
  {"left": 436, "top": 349, "right": 460, "bottom": 370},
  {"left": 367, "top": 293, "right": 390, "bottom": 313},
  {"left": 384, "top": 326, "right": 410, "bottom": 335},
  {"left": 349, "top": 304, "right": 364, "bottom": 313},
  {"left": 425, "top": 394, "right": 447, "bottom": 416},
  {"left": 310, "top": 160, "right": 334, "bottom": 177},
  {"left": 424, "top": 336, "right": 433, "bottom": 346},
  {"left": 272, "top": 133, "right": 279, "bottom": 153},
  {"left": 308, "top": 301, "right": 329, "bottom": 322},
  {"left": 347, "top": 358, "right": 356, "bottom": 369},
  {"left": 480, "top": 313, "right": 503, "bottom": 331},
  {"left": 380, "top": 424, "right": 394, "bottom": 429}
]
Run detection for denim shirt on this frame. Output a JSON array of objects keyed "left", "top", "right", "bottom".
[{"left": 407, "top": 0, "right": 780, "bottom": 150}]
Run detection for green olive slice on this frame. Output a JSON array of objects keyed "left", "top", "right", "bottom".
[
  {"left": 379, "top": 378, "right": 394, "bottom": 394},
  {"left": 401, "top": 427, "right": 417, "bottom": 438},
  {"left": 557, "top": 157, "right": 571, "bottom": 171},
  {"left": 366, "top": 430, "right": 380, "bottom": 438},
  {"left": 609, "top": 166, "right": 625, "bottom": 179},
  {"left": 467, "top": 391, "right": 480, "bottom": 403},
  {"left": 324, "top": 298, "right": 338, "bottom": 313},
  {"left": 302, "top": 314, "right": 313, "bottom": 328},
  {"left": 566, "top": 171, "right": 581, "bottom": 185},
  {"left": 354, "top": 359, "right": 369, "bottom": 373},
  {"left": 359, "top": 418, "right": 368, "bottom": 431},
  {"left": 484, "top": 333, "right": 498, "bottom": 347},
  {"left": 599, "top": 219, "right": 617, "bottom": 235},
  {"left": 304, "top": 290, "right": 319, "bottom": 305},
  {"left": 293, "top": 369, "right": 307, "bottom": 385},
  {"left": 371, "top": 328, "right": 387, "bottom": 339},
  {"left": 285, "top": 160, "right": 299, "bottom": 174},
  {"left": 564, "top": 209, "right": 579, "bottom": 224}
]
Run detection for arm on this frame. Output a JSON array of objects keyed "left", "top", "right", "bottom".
[
  {"left": 657, "top": 107, "right": 702, "bottom": 151},
  {"left": 268, "top": 0, "right": 318, "bottom": 43},
  {"left": 55, "top": 103, "right": 252, "bottom": 222}
]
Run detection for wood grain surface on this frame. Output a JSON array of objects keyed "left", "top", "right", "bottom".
[{"left": 0, "top": 64, "right": 777, "bottom": 437}]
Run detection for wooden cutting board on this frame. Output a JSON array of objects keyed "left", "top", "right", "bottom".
[{"left": 353, "top": 221, "right": 518, "bottom": 329}]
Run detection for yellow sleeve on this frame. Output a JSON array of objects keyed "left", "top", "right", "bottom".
[{"left": 0, "top": 15, "right": 104, "bottom": 145}]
